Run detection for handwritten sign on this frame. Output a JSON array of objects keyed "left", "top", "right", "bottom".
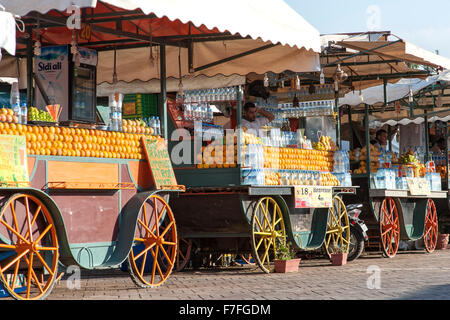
[
  {"left": 407, "top": 177, "right": 431, "bottom": 196},
  {"left": 141, "top": 136, "right": 178, "bottom": 189},
  {"left": 294, "top": 186, "right": 333, "bottom": 208},
  {"left": 0, "top": 135, "right": 29, "bottom": 187}
]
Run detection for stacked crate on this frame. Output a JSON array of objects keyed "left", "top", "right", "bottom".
[{"left": 122, "top": 93, "right": 159, "bottom": 119}]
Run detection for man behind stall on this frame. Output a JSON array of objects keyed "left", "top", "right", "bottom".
[{"left": 241, "top": 102, "right": 275, "bottom": 133}]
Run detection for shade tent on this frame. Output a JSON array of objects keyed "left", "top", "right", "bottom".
[
  {"left": 97, "top": 74, "right": 247, "bottom": 96},
  {"left": 319, "top": 32, "right": 450, "bottom": 93},
  {"left": 2, "top": 0, "right": 321, "bottom": 84},
  {"left": 339, "top": 69, "right": 450, "bottom": 107},
  {"left": 4, "top": 0, "right": 321, "bottom": 52}
]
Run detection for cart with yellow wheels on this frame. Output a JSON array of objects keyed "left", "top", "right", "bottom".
[
  {"left": 0, "top": 133, "right": 184, "bottom": 300},
  {"left": 169, "top": 185, "right": 357, "bottom": 273}
]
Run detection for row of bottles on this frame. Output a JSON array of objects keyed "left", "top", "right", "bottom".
[
  {"left": 10, "top": 82, "right": 28, "bottom": 124},
  {"left": 183, "top": 103, "right": 214, "bottom": 122},
  {"left": 144, "top": 116, "right": 161, "bottom": 136},
  {"left": 179, "top": 87, "right": 239, "bottom": 104}
]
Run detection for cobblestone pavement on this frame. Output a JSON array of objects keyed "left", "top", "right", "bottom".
[{"left": 39, "top": 248, "right": 450, "bottom": 301}]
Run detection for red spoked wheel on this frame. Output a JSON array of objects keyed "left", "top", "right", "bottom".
[
  {"left": 424, "top": 199, "right": 438, "bottom": 253},
  {"left": 175, "top": 238, "right": 192, "bottom": 272},
  {"left": 0, "top": 194, "right": 59, "bottom": 300},
  {"left": 127, "top": 194, "right": 177, "bottom": 288},
  {"left": 379, "top": 197, "right": 400, "bottom": 258}
]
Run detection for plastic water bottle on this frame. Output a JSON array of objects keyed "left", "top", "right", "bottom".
[
  {"left": 20, "top": 102, "right": 28, "bottom": 124},
  {"left": 155, "top": 117, "right": 161, "bottom": 135},
  {"left": 10, "top": 82, "right": 21, "bottom": 123}
]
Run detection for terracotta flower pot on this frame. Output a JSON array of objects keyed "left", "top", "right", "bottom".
[
  {"left": 436, "top": 234, "right": 449, "bottom": 250},
  {"left": 274, "top": 258, "right": 301, "bottom": 273},
  {"left": 331, "top": 253, "right": 348, "bottom": 266}
]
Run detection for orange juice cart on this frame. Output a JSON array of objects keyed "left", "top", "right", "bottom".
[{"left": 0, "top": 128, "right": 184, "bottom": 300}]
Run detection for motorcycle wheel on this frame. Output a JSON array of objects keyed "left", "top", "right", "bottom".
[{"left": 348, "top": 225, "right": 365, "bottom": 261}]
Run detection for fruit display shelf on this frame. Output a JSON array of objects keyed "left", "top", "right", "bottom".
[{"left": 0, "top": 122, "right": 158, "bottom": 160}]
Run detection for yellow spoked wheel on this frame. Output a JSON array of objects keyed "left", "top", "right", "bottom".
[
  {"left": 251, "top": 197, "right": 286, "bottom": 273},
  {"left": 0, "top": 194, "right": 59, "bottom": 300},
  {"left": 127, "top": 194, "right": 177, "bottom": 288},
  {"left": 324, "top": 196, "right": 350, "bottom": 257}
]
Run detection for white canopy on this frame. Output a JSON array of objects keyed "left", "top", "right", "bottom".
[
  {"left": 2, "top": 0, "right": 322, "bottom": 82},
  {"left": 0, "top": 10, "right": 16, "bottom": 55},
  {"left": 339, "top": 69, "right": 450, "bottom": 107},
  {"left": 97, "top": 74, "right": 246, "bottom": 96},
  {"left": 2, "top": 0, "right": 321, "bottom": 52}
]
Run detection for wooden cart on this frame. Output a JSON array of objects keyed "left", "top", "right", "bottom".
[
  {"left": 170, "top": 169, "right": 357, "bottom": 273},
  {"left": 0, "top": 133, "right": 183, "bottom": 300}
]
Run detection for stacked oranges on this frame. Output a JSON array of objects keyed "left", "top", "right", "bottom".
[
  {"left": 0, "top": 122, "right": 155, "bottom": 159},
  {"left": 0, "top": 108, "right": 19, "bottom": 124},
  {"left": 264, "top": 147, "right": 334, "bottom": 171},
  {"left": 196, "top": 143, "right": 238, "bottom": 169}
]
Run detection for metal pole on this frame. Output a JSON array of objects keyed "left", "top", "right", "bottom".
[
  {"left": 424, "top": 109, "right": 430, "bottom": 162},
  {"left": 159, "top": 44, "right": 168, "bottom": 142},
  {"left": 365, "top": 104, "right": 371, "bottom": 177},
  {"left": 446, "top": 121, "right": 449, "bottom": 190},
  {"left": 347, "top": 106, "right": 353, "bottom": 149},
  {"left": 335, "top": 97, "right": 341, "bottom": 148},
  {"left": 26, "top": 27, "right": 33, "bottom": 107}
]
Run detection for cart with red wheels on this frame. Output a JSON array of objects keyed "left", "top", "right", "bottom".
[
  {"left": 0, "top": 134, "right": 183, "bottom": 300},
  {"left": 367, "top": 189, "right": 445, "bottom": 257}
]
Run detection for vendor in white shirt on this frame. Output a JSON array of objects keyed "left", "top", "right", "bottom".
[{"left": 241, "top": 102, "right": 275, "bottom": 134}]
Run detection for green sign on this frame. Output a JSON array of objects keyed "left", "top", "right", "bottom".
[
  {"left": 0, "top": 134, "right": 29, "bottom": 187},
  {"left": 142, "top": 136, "right": 178, "bottom": 189}
]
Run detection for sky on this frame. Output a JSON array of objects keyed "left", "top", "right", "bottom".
[{"left": 285, "top": 0, "right": 450, "bottom": 58}]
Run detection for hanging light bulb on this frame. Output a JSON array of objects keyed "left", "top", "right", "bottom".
[
  {"left": 295, "top": 75, "right": 301, "bottom": 90},
  {"left": 34, "top": 39, "right": 41, "bottom": 56},
  {"left": 359, "top": 90, "right": 364, "bottom": 102},
  {"left": 263, "top": 73, "right": 269, "bottom": 87},
  {"left": 320, "top": 69, "right": 325, "bottom": 85},
  {"left": 112, "top": 47, "right": 118, "bottom": 84},
  {"left": 435, "top": 94, "right": 443, "bottom": 108},
  {"left": 334, "top": 79, "right": 339, "bottom": 92},
  {"left": 408, "top": 87, "right": 414, "bottom": 103}
]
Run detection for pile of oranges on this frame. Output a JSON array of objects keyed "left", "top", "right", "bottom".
[
  {"left": 0, "top": 122, "right": 154, "bottom": 159},
  {"left": 264, "top": 147, "right": 334, "bottom": 171},
  {"left": 196, "top": 143, "right": 238, "bottom": 169},
  {"left": 122, "top": 119, "right": 154, "bottom": 134},
  {"left": 0, "top": 108, "right": 19, "bottom": 123}
]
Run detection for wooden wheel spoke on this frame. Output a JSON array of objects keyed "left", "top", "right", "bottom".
[
  {"left": 0, "top": 243, "right": 17, "bottom": 249},
  {"left": 159, "top": 244, "right": 174, "bottom": 267},
  {"left": 0, "top": 249, "right": 29, "bottom": 273},
  {"left": 134, "top": 243, "right": 156, "bottom": 261},
  {"left": 139, "top": 250, "right": 148, "bottom": 275},
  {"left": 0, "top": 219, "right": 30, "bottom": 244},
  {"left": 137, "top": 218, "right": 157, "bottom": 239},
  {"left": 34, "top": 251, "right": 55, "bottom": 276},
  {"left": 26, "top": 252, "right": 34, "bottom": 299},
  {"left": 23, "top": 255, "right": 44, "bottom": 294},
  {"left": 255, "top": 236, "right": 265, "bottom": 252},
  {"left": 160, "top": 221, "right": 174, "bottom": 238}
]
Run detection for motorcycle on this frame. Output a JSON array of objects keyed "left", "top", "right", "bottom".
[{"left": 346, "top": 203, "right": 369, "bottom": 261}]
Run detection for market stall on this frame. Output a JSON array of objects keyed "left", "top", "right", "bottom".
[
  {"left": 341, "top": 71, "right": 450, "bottom": 257},
  {"left": 0, "top": 0, "right": 323, "bottom": 299}
]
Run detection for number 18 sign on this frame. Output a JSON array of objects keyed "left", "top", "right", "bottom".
[{"left": 294, "top": 186, "right": 333, "bottom": 208}]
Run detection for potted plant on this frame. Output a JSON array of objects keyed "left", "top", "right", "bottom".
[
  {"left": 330, "top": 245, "right": 348, "bottom": 266},
  {"left": 274, "top": 240, "right": 300, "bottom": 273},
  {"left": 437, "top": 223, "right": 449, "bottom": 250}
]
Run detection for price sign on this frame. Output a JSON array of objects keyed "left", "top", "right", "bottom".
[
  {"left": 294, "top": 186, "right": 333, "bottom": 208},
  {"left": 407, "top": 177, "right": 431, "bottom": 196},
  {"left": 141, "top": 136, "right": 178, "bottom": 189},
  {"left": 0, "top": 135, "right": 29, "bottom": 187}
]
